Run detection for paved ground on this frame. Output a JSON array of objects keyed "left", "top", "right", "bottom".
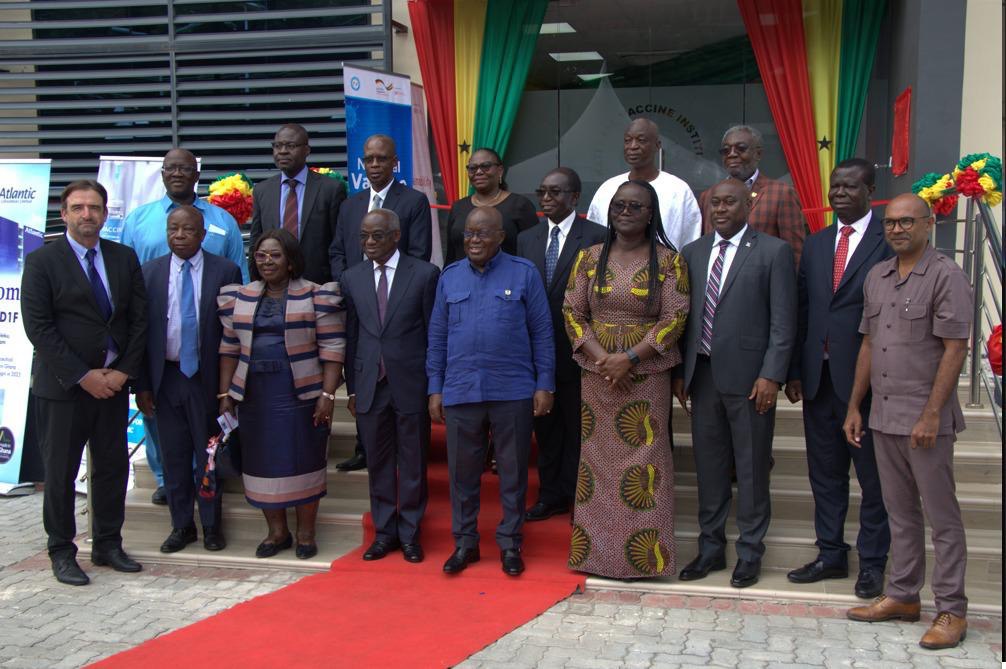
[{"left": 1, "top": 492, "right": 1001, "bottom": 668}]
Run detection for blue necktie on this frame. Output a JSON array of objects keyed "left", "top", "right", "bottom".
[
  {"left": 545, "top": 225, "right": 561, "bottom": 287},
  {"left": 180, "top": 259, "right": 199, "bottom": 377},
  {"left": 85, "top": 248, "right": 113, "bottom": 321}
]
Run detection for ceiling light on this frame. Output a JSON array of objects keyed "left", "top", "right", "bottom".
[
  {"left": 577, "top": 73, "right": 613, "bottom": 82},
  {"left": 548, "top": 51, "right": 603, "bottom": 62},
  {"left": 539, "top": 22, "right": 576, "bottom": 35}
]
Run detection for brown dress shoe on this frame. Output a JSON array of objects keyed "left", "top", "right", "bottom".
[
  {"left": 847, "top": 594, "right": 921, "bottom": 622},
  {"left": 919, "top": 612, "right": 967, "bottom": 649}
]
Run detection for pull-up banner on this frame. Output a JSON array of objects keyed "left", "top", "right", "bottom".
[{"left": 344, "top": 64, "right": 413, "bottom": 194}]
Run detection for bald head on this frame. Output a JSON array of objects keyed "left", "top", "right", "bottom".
[
  {"left": 883, "top": 193, "right": 934, "bottom": 258},
  {"left": 360, "top": 208, "right": 401, "bottom": 264},
  {"left": 624, "top": 118, "right": 661, "bottom": 171},
  {"left": 166, "top": 205, "right": 205, "bottom": 260},
  {"left": 886, "top": 192, "right": 932, "bottom": 218},
  {"left": 161, "top": 148, "right": 199, "bottom": 203},
  {"left": 464, "top": 206, "right": 505, "bottom": 269},
  {"left": 706, "top": 178, "right": 752, "bottom": 240}
]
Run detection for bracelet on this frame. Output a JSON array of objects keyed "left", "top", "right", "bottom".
[
  {"left": 216, "top": 392, "right": 229, "bottom": 400},
  {"left": 625, "top": 349, "right": 641, "bottom": 366},
  {"left": 321, "top": 391, "right": 337, "bottom": 401}
]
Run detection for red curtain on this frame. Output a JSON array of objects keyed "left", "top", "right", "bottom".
[
  {"left": 891, "top": 87, "right": 911, "bottom": 176},
  {"left": 407, "top": 0, "right": 459, "bottom": 203},
  {"left": 738, "top": 0, "right": 825, "bottom": 231}
]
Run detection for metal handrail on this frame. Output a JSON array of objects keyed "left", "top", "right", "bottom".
[{"left": 964, "top": 198, "right": 1003, "bottom": 437}]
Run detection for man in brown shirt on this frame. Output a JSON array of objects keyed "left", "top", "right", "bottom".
[{"left": 842, "top": 193, "right": 972, "bottom": 650}]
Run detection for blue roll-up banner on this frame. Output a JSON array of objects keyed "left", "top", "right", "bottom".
[
  {"left": 0, "top": 159, "right": 51, "bottom": 487},
  {"left": 344, "top": 65, "right": 413, "bottom": 194}
]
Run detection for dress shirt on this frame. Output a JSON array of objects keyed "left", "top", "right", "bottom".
[
  {"left": 278, "top": 165, "right": 308, "bottom": 235},
  {"left": 65, "top": 233, "right": 117, "bottom": 369},
  {"left": 833, "top": 211, "right": 871, "bottom": 272},
  {"left": 745, "top": 169, "right": 760, "bottom": 189},
  {"left": 373, "top": 249, "right": 399, "bottom": 292},
  {"left": 166, "top": 250, "right": 204, "bottom": 362},
  {"left": 706, "top": 224, "right": 748, "bottom": 285},
  {"left": 369, "top": 180, "right": 394, "bottom": 210},
  {"left": 120, "top": 195, "right": 249, "bottom": 282},
  {"left": 427, "top": 251, "right": 555, "bottom": 406},
  {"left": 546, "top": 210, "right": 577, "bottom": 258}
]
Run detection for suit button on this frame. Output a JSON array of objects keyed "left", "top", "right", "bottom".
[
  {"left": 883, "top": 395, "right": 888, "bottom": 400},
  {"left": 882, "top": 372, "right": 887, "bottom": 377},
  {"left": 890, "top": 302, "right": 895, "bottom": 307},
  {"left": 886, "top": 324, "right": 891, "bottom": 328},
  {"left": 882, "top": 347, "right": 887, "bottom": 352}
]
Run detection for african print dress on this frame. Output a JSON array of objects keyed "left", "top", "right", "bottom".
[{"left": 562, "top": 244, "right": 689, "bottom": 578}]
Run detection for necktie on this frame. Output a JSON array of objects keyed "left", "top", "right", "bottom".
[
  {"left": 699, "top": 240, "right": 730, "bottom": 355},
  {"left": 376, "top": 265, "right": 388, "bottom": 380},
  {"left": 85, "top": 248, "right": 113, "bottom": 321},
  {"left": 370, "top": 193, "right": 383, "bottom": 212},
  {"left": 179, "top": 259, "right": 199, "bottom": 377},
  {"left": 283, "top": 178, "right": 299, "bottom": 237},
  {"left": 832, "top": 225, "right": 855, "bottom": 292},
  {"left": 545, "top": 225, "right": 560, "bottom": 287}
]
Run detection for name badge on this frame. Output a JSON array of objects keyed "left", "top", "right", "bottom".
[{"left": 207, "top": 223, "right": 226, "bottom": 236}]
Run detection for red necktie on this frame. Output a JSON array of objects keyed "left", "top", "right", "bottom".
[
  {"left": 832, "top": 225, "right": 855, "bottom": 292},
  {"left": 377, "top": 265, "right": 388, "bottom": 380},
  {"left": 283, "top": 178, "right": 299, "bottom": 237}
]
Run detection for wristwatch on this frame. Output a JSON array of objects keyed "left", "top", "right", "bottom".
[
  {"left": 625, "top": 349, "right": 640, "bottom": 366},
  {"left": 321, "top": 391, "right": 337, "bottom": 401}
]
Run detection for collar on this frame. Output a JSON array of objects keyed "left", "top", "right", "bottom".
[
  {"left": 468, "top": 248, "right": 505, "bottom": 273},
  {"left": 171, "top": 249, "right": 204, "bottom": 272},
  {"left": 373, "top": 248, "right": 400, "bottom": 272},
  {"left": 281, "top": 165, "right": 309, "bottom": 186},
  {"left": 158, "top": 194, "right": 206, "bottom": 212},
  {"left": 370, "top": 179, "right": 394, "bottom": 203},
  {"left": 548, "top": 210, "right": 577, "bottom": 236},
  {"left": 712, "top": 223, "right": 749, "bottom": 248},
  {"left": 745, "top": 169, "right": 760, "bottom": 189},
  {"left": 65, "top": 232, "right": 99, "bottom": 259},
  {"left": 836, "top": 210, "right": 871, "bottom": 233},
  {"left": 879, "top": 244, "right": 937, "bottom": 277}
]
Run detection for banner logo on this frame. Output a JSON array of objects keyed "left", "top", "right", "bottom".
[
  {"left": 350, "top": 76, "right": 361, "bottom": 91},
  {"left": 0, "top": 187, "right": 37, "bottom": 203}
]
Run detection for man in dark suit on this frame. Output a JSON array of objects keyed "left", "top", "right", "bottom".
[
  {"left": 21, "top": 180, "right": 148, "bottom": 586},
  {"left": 341, "top": 208, "right": 439, "bottom": 563},
  {"left": 784, "top": 158, "right": 892, "bottom": 598},
  {"left": 672, "top": 178, "right": 797, "bottom": 588},
  {"left": 517, "top": 167, "right": 606, "bottom": 520},
  {"left": 250, "top": 123, "right": 347, "bottom": 284},
  {"left": 330, "top": 133, "right": 433, "bottom": 471},
  {"left": 135, "top": 206, "right": 243, "bottom": 554}
]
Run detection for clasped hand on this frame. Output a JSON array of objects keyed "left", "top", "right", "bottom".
[
  {"left": 595, "top": 352, "right": 633, "bottom": 392},
  {"left": 80, "top": 368, "right": 128, "bottom": 400}
]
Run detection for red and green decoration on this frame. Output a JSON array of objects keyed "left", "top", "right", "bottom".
[
  {"left": 912, "top": 153, "right": 1003, "bottom": 214},
  {"left": 207, "top": 172, "right": 254, "bottom": 225},
  {"left": 310, "top": 166, "right": 347, "bottom": 187}
]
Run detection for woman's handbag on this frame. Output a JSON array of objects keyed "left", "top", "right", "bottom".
[{"left": 198, "top": 429, "right": 242, "bottom": 500}]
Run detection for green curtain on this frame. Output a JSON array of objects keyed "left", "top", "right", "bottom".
[
  {"left": 470, "top": 0, "right": 548, "bottom": 162},
  {"left": 835, "top": 0, "right": 887, "bottom": 162}
]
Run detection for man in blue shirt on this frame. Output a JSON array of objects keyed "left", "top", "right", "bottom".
[
  {"left": 428, "top": 206, "right": 555, "bottom": 577},
  {"left": 119, "top": 148, "right": 249, "bottom": 502}
]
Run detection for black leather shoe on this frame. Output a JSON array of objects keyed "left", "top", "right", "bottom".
[
  {"left": 362, "top": 539, "right": 400, "bottom": 561},
  {"left": 855, "top": 568, "right": 885, "bottom": 599},
  {"left": 150, "top": 486, "right": 168, "bottom": 505},
  {"left": 255, "top": 534, "right": 293, "bottom": 558},
  {"left": 336, "top": 453, "right": 367, "bottom": 472},
  {"left": 52, "top": 555, "right": 89, "bottom": 586},
  {"left": 295, "top": 543, "right": 318, "bottom": 560},
  {"left": 160, "top": 526, "right": 197, "bottom": 553},
  {"left": 730, "top": 560, "right": 761, "bottom": 588},
  {"left": 501, "top": 548, "right": 525, "bottom": 576},
  {"left": 203, "top": 527, "right": 226, "bottom": 552},
  {"left": 91, "top": 547, "right": 142, "bottom": 573},
  {"left": 787, "top": 559, "right": 848, "bottom": 584},
  {"left": 526, "top": 501, "right": 570, "bottom": 522},
  {"left": 442, "top": 546, "right": 480, "bottom": 574},
  {"left": 402, "top": 543, "right": 424, "bottom": 563},
  {"left": 678, "top": 553, "right": 727, "bottom": 581}
]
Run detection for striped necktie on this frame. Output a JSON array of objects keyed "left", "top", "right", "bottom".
[{"left": 699, "top": 240, "right": 730, "bottom": 355}]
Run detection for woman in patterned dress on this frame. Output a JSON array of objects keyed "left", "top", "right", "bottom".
[{"left": 562, "top": 179, "right": 690, "bottom": 579}]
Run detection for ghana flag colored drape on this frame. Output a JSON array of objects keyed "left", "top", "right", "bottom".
[
  {"left": 408, "top": 0, "right": 547, "bottom": 202},
  {"left": 739, "top": 0, "right": 886, "bottom": 230}
]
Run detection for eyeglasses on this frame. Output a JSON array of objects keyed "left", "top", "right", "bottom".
[
  {"left": 466, "top": 162, "right": 500, "bottom": 175},
  {"left": 359, "top": 231, "right": 390, "bottom": 242},
  {"left": 253, "top": 251, "right": 284, "bottom": 262},
  {"left": 161, "top": 165, "right": 197, "bottom": 175},
  {"left": 609, "top": 200, "right": 649, "bottom": 215},
  {"left": 881, "top": 216, "right": 929, "bottom": 231},
  {"left": 271, "top": 142, "right": 305, "bottom": 151},
  {"left": 462, "top": 230, "right": 496, "bottom": 241},
  {"left": 718, "top": 143, "right": 752, "bottom": 156},
  {"left": 534, "top": 187, "right": 575, "bottom": 199}
]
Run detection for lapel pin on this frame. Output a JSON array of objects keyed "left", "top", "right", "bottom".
[
  {"left": 745, "top": 241, "right": 751, "bottom": 247},
  {"left": 505, "top": 289, "right": 512, "bottom": 296}
]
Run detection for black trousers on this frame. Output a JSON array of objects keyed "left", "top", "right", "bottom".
[
  {"left": 531, "top": 379, "right": 579, "bottom": 507},
  {"left": 156, "top": 363, "right": 222, "bottom": 531},
  {"left": 803, "top": 362, "right": 889, "bottom": 570},
  {"left": 356, "top": 380, "right": 428, "bottom": 544},
  {"left": 445, "top": 399, "right": 531, "bottom": 551},
  {"left": 36, "top": 390, "right": 129, "bottom": 559}
]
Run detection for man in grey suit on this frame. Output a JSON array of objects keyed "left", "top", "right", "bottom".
[
  {"left": 672, "top": 178, "right": 797, "bottom": 588},
  {"left": 341, "top": 209, "right": 440, "bottom": 563},
  {"left": 250, "top": 123, "right": 347, "bottom": 284}
]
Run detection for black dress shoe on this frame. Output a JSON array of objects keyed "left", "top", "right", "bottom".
[
  {"left": 335, "top": 453, "right": 367, "bottom": 472},
  {"left": 855, "top": 568, "right": 884, "bottom": 599},
  {"left": 91, "top": 547, "right": 142, "bottom": 573},
  {"left": 203, "top": 527, "right": 226, "bottom": 552},
  {"left": 730, "top": 560, "right": 761, "bottom": 588},
  {"left": 678, "top": 553, "right": 727, "bottom": 581},
  {"left": 501, "top": 548, "right": 525, "bottom": 576},
  {"left": 525, "top": 501, "right": 570, "bottom": 522},
  {"left": 52, "top": 555, "right": 89, "bottom": 586},
  {"left": 295, "top": 543, "right": 318, "bottom": 560},
  {"left": 160, "top": 526, "right": 198, "bottom": 553},
  {"left": 402, "top": 543, "right": 424, "bottom": 563},
  {"left": 787, "top": 559, "right": 848, "bottom": 584},
  {"left": 442, "top": 546, "right": 480, "bottom": 574},
  {"left": 150, "top": 486, "right": 168, "bottom": 505},
  {"left": 255, "top": 533, "right": 293, "bottom": 558},
  {"left": 362, "top": 539, "right": 400, "bottom": 561}
]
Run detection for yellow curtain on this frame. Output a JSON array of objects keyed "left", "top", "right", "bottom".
[
  {"left": 804, "top": 0, "right": 843, "bottom": 227},
  {"left": 454, "top": 0, "right": 488, "bottom": 199}
]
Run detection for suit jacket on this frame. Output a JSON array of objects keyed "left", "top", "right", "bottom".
[
  {"left": 700, "top": 173, "right": 807, "bottom": 268},
  {"left": 789, "top": 212, "right": 893, "bottom": 402},
  {"left": 678, "top": 227, "right": 797, "bottom": 394},
  {"left": 250, "top": 170, "right": 347, "bottom": 285},
  {"left": 21, "top": 236, "right": 147, "bottom": 400},
  {"left": 136, "top": 251, "right": 243, "bottom": 409},
  {"left": 516, "top": 217, "right": 608, "bottom": 384},
  {"left": 328, "top": 181, "right": 432, "bottom": 280},
  {"left": 218, "top": 277, "right": 346, "bottom": 401},
  {"left": 342, "top": 254, "right": 440, "bottom": 414}
]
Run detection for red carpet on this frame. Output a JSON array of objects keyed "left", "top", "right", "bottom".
[{"left": 92, "top": 425, "right": 584, "bottom": 669}]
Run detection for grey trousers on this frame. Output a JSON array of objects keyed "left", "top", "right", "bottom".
[{"left": 873, "top": 431, "right": 968, "bottom": 617}]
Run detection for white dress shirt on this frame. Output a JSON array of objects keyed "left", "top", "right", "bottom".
[
  {"left": 373, "top": 248, "right": 400, "bottom": 293},
  {"left": 166, "top": 250, "right": 204, "bottom": 361},
  {"left": 545, "top": 210, "right": 577, "bottom": 258},
  {"left": 833, "top": 211, "right": 871, "bottom": 272},
  {"left": 706, "top": 224, "right": 749, "bottom": 287},
  {"left": 65, "top": 233, "right": 117, "bottom": 368},
  {"left": 369, "top": 180, "right": 394, "bottom": 211}
]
